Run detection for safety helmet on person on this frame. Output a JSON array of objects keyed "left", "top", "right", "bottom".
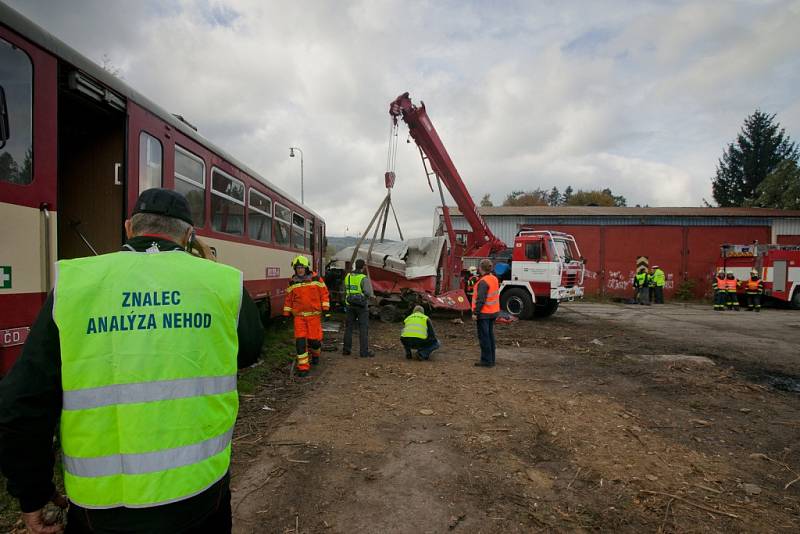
[
  {"left": 292, "top": 255, "right": 310, "bottom": 268},
  {"left": 468, "top": 266, "right": 477, "bottom": 275}
]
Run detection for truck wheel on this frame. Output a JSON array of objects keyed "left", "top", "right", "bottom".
[
  {"left": 791, "top": 289, "right": 800, "bottom": 310},
  {"left": 533, "top": 298, "right": 559, "bottom": 318},
  {"left": 379, "top": 304, "right": 399, "bottom": 323},
  {"left": 500, "top": 288, "right": 534, "bottom": 320}
]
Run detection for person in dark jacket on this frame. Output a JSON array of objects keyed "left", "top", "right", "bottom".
[
  {"left": 0, "top": 189, "right": 264, "bottom": 534},
  {"left": 472, "top": 259, "right": 500, "bottom": 368},
  {"left": 400, "top": 306, "right": 440, "bottom": 360},
  {"left": 342, "top": 259, "right": 374, "bottom": 358}
]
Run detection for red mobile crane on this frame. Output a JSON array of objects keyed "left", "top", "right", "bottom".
[{"left": 390, "top": 92, "right": 585, "bottom": 318}]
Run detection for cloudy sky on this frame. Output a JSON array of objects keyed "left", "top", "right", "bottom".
[{"left": 7, "top": 0, "right": 800, "bottom": 238}]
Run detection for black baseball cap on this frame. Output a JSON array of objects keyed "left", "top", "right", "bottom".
[{"left": 132, "top": 188, "right": 194, "bottom": 225}]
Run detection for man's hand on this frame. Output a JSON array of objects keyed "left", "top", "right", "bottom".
[
  {"left": 22, "top": 493, "right": 67, "bottom": 534},
  {"left": 471, "top": 314, "right": 477, "bottom": 321}
]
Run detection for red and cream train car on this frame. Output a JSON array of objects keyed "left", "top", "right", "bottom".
[{"left": 0, "top": 4, "right": 325, "bottom": 373}]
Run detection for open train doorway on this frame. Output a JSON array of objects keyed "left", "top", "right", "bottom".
[{"left": 57, "top": 67, "right": 126, "bottom": 260}]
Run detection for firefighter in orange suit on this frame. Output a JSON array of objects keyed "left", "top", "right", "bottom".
[
  {"left": 725, "top": 272, "right": 740, "bottom": 311},
  {"left": 465, "top": 266, "right": 479, "bottom": 301},
  {"left": 283, "top": 255, "right": 330, "bottom": 376},
  {"left": 744, "top": 269, "right": 764, "bottom": 312},
  {"left": 712, "top": 269, "right": 726, "bottom": 311}
]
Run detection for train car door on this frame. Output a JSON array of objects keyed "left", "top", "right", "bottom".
[
  {"left": 0, "top": 24, "right": 57, "bottom": 373},
  {"left": 57, "top": 65, "right": 127, "bottom": 259}
]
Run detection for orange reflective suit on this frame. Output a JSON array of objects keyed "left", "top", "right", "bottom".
[{"left": 283, "top": 271, "right": 330, "bottom": 372}]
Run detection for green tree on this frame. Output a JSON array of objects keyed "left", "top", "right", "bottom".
[
  {"left": 565, "top": 188, "right": 626, "bottom": 207},
  {"left": 502, "top": 189, "right": 548, "bottom": 206},
  {"left": 479, "top": 193, "right": 493, "bottom": 207},
  {"left": 749, "top": 160, "right": 800, "bottom": 210},
  {"left": 561, "top": 185, "right": 573, "bottom": 204},
  {"left": 547, "top": 186, "right": 561, "bottom": 206},
  {"left": 0, "top": 152, "right": 20, "bottom": 183},
  {"left": 712, "top": 110, "right": 798, "bottom": 206}
]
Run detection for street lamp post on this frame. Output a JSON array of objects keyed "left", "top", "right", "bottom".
[{"left": 289, "top": 146, "right": 304, "bottom": 204}]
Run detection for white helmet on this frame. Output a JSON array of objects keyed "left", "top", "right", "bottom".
[{"left": 468, "top": 266, "right": 478, "bottom": 274}]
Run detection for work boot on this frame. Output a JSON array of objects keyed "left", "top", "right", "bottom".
[
  {"left": 755, "top": 308, "right": 761, "bottom": 312},
  {"left": 342, "top": 350, "right": 351, "bottom": 356},
  {"left": 297, "top": 370, "right": 309, "bottom": 377},
  {"left": 360, "top": 351, "right": 375, "bottom": 358},
  {"left": 311, "top": 356, "right": 320, "bottom": 366},
  {"left": 405, "top": 351, "right": 413, "bottom": 359},
  {"left": 474, "top": 361, "right": 494, "bottom": 368}
]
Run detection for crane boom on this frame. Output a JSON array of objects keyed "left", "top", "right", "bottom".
[{"left": 389, "top": 92, "right": 507, "bottom": 257}]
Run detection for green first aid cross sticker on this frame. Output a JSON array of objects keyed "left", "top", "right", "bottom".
[{"left": 0, "top": 266, "right": 11, "bottom": 289}]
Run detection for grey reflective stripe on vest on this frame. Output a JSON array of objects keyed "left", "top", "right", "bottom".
[
  {"left": 62, "top": 375, "right": 237, "bottom": 411},
  {"left": 402, "top": 324, "right": 427, "bottom": 336},
  {"left": 64, "top": 427, "right": 233, "bottom": 478}
]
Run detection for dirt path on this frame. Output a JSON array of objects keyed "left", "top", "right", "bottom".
[{"left": 230, "top": 303, "right": 800, "bottom": 533}]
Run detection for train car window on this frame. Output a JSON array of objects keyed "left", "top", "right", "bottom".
[
  {"left": 305, "top": 219, "right": 313, "bottom": 252},
  {"left": 174, "top": 145, "right": 205, "bottom": 227},
  {"left": 274, "top": 203, "right": 291, "bottom": 247},
  {"left": 0, "top": 38, "right": 33, "bottom": 185},
  {"left": 248, "top": 189, "right": 272, "bottom": 243},
  {"left": 138, "top": 132, "right": 162, "bottom": 193},
  {"left": 292, "top": 213, "right": 305, "bottom": 250},
  {"left": 210, "top": 168, "right": 244, "bottom": 235}
]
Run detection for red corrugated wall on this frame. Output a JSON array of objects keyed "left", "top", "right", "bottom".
[
  {"left": 534, "top": 225, "right": 771, "bottom": 299},
  {"left": 777, "top": 235, "right": 800, "bottom": 245}
]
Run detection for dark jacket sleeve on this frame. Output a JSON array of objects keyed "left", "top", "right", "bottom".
[
  {"left": 426, "top": 319, "right": 436, "bottom": 341},
  {"left": 0, "top": 292, "right": 61, "bottom": 512},
  {"left": 237, "top": 288, "right": 264, "bottom": 369},
  {"left": 474, "top": 280, "right": 488, "bottom": 314}
]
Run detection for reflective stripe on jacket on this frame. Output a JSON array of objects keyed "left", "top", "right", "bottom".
[
  {"left": 284, "top": 272, "right": 330, "bottom": 316},
  {"left": 401, "top": 312, "right": 429, "bottom": 339},
  {"left": 53, "top": 251, "right": 242, "bottom": 509},
  {"left": 745, "top": 279, "right": 763, "bottom": 294}
]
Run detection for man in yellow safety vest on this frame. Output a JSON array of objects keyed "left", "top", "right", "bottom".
[
  {"left": 400, "top": 305, "right": 440, "bottom": 360},
  {"left": 0, "top": 188, "right": 264, "bottom": 533}
]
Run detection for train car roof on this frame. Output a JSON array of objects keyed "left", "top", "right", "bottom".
[{"left": 0, "top": 2, "right": 324, "bottom": 222}]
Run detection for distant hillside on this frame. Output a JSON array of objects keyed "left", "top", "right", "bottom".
[{"left": 326, "top": 236, "right": 394, "bottom": 253}]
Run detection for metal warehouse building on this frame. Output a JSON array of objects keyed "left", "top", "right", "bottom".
[{"left": 441, "top": 206, "right": 800, "bottom": 298}]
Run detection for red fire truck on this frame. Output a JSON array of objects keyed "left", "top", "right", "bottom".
[
  {"left": 716, "top": 243, "right": 800, "bottom": 308},
  {"left": 390, "top": 92, "right": 585, "bottom": 318}
]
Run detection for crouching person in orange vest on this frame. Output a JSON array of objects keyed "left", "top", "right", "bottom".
[{"left": 284, "top": 256, "right": 330, "bottom": 377}]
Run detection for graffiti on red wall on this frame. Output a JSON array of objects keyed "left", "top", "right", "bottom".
[{"left": 605, "top": 270, "right": 674, "bottom": 291}]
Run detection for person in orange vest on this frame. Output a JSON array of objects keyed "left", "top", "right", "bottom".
[
  {"left": 725, "top": 272, "right": 740, "bottom": 311},
  {"left": 283, "top": 255, "right": 330, "bottom": 376},
  {"left": 712, "top": 269, "right": 727, "bottom": 311},
  {"left": 472, "top": 259, "right": 500, "bottom": 368},
  {"left": 465, "top": 266, "right": 479, "bottom": 301},
  {"left": 744, "top": 269, "right": 764, "bottom": 312}
]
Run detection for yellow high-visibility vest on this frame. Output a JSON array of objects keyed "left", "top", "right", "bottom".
[{"left": 53, "top": 250, "right": 242, "bottom": 509}]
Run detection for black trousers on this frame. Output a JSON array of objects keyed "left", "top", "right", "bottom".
[
  {"left": 747, "top": 293, "right": 761, "bottom": 310},
  {"left": 343, "top": 305, "right": 370, "bottom": 356},
  {"left": 476, "top": 318, "right": 496, "bottom": 365},
  {"left": 654, "top": 286, "right": 664, "bottom": 304},
  {"left": 65, "top": 479, "right": 231, "bottom": 533}
]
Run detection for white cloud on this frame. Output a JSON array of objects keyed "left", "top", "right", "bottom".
[{"left": 5, "top": 0, "right": 800, "bottom": 239}]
